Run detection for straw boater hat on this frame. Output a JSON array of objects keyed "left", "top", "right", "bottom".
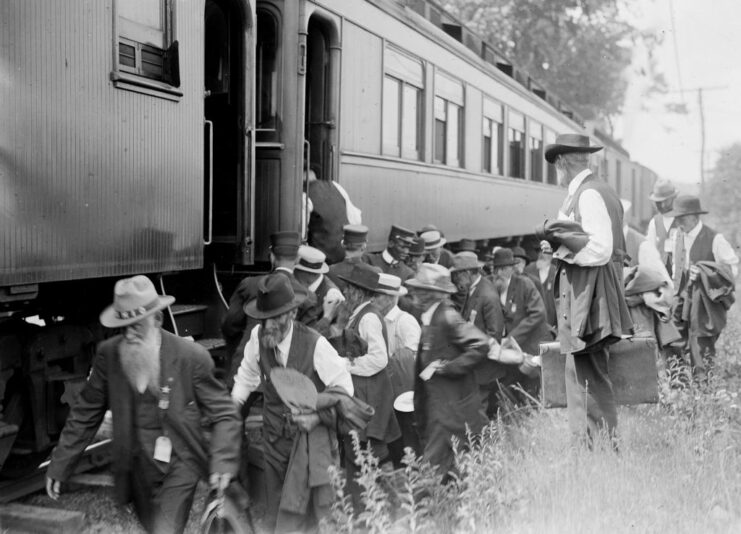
[
  {"left": 100, "top": 275, "right": 175, "bottom": 328},
  {"left": 338, "top": 263, "right": 384, "bottom": 293},
  {"left": 491, "top": 248, "right": 517, "bottom": 267},
  {"left": 244, "top": 274, "right": 308, "bottom": 320},
  {"left": 544, "top": 133, "right": 603, "bottom": 164},
  {"left": 420, "top": 230, "right": 446, "bottom": 250},
  {"left": 405, "top": 264, "right": 457, "bottom": 294},
  {"left": 294, "top": 245, "right": 329, "bottom": 274},
  {"left": 449, "top": 252, "right": 484, "bottom": 273},
  {"left": 648, "top": 179, "right": 679, "bottom": 202},
  {"left": 667, "top": 195, "right": 708, "bottom": 217},
  {"left": 377, "top": 273, "right": 408, "bottom": 296}
]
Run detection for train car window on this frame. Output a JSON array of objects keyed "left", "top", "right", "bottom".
[
  {"left": 482, "top": 98, "right": 503, "bottom": 175},
  {"left": 508, "top": 110, "right": 525, "bottom": 179},
  {"left": 116, "top": 0, "right": 179, "bottom": 87},
  {"left": 434, "top": 71, "right": 464, "bottom": 167},
  {"left": 256, "top": 9, "right": 279, "bottom": 133},
  {"left": 544, "top": 129, "right": 558, "bottom": 185},
  {"left": 383, "top": 47, "right": 423, "bottom": 160},
  {"left": 529, "top": 121, "right": 543, "bottom": 182}
]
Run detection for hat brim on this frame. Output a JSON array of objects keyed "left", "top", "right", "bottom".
[
  {"left": 491, "top": 260, "right": 517, "bottom": 267},
  {"left": 244, "top": 291, "right": 307, "bottom": 320},
  {"left": 376, "top": 286, "right": 408, "bottom": 297},
  {"left": 449, "top": 261, "right": 485, "bottom": 273},
  {"left": 337, "top": 275, "right": 378, "bottom": 293},
  {"left": 393, "top": 391, "right": 414, "bottom": 413},
  {"left": 99, "top": 295, "right": 175, "bottom": 328},
  {"left": 667, "top": 208, "right": 708, "bottom": 217},
  {"left": 405, "top": 279, "right": 457, "bottom": 294},
  {"left": 648, "top": 191, "right": 679, "bottom": 202},
  {"left": 424, "top": 238, "right": 447, "bottom": 250},
  {"left": 294, "top": 263, "right": 329, "bottom": 275},
  {"left": 544, "top": 144, "right": 603, "bottom": 164}
]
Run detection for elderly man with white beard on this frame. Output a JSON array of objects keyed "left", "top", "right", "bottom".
[
  {"left": 46, "top": 276, "right": 241, "bottom": 534},
  {"left": 232, "top": 274, "right": 353, "bottom": 533}
]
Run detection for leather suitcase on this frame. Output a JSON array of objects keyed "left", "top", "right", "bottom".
[{"left": 540, "top": 337, "right": 660, "bottom": 408}]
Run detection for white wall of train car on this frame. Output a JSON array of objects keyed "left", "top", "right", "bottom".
[
  {"left": 0, "top": 1, "right": 205, "bottom": 287},
  {"left": 317, "top": 0, "right": 582, "bottom": 250}
]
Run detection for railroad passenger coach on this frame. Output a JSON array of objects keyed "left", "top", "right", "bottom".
[{"left": 0, "top": 0, "right": 655, "bottom": 480}]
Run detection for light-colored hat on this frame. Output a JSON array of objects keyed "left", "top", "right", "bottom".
[
  {"left": 420, "top": 230, "right": 446, "bottom": 250},
  {"left": 450, "top": 252, "right": 484, "bottom": 272},
  {"left": 393, "top": 391, "right": 414, "bottom": 413},
  {"left": 405, "top": 264, "right": 457, "bottom": 294},
  {"left": 377, "top": 273, "right": 408, "bottom": 296},
  {"left": 294, "top": 245, "right": 329, "bottom": 274},
  {"left": 648, "top": 179, "right": 679, "bottom": 202},
  {"left": 100, "top": 275, "right": 175, "bottom": 328}
]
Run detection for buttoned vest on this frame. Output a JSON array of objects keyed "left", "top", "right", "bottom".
[
  {"left": 571, "top": 176, "right": 626, "bottom": 263},
  {"left": 689, "top": 224, "right": 717, "bottom": 264},
  {"left": 258, "top": 322, "right": 322, "bottom": 441},
  {"left": 652, "top": 213, "right": 677, "bottom": 263}
]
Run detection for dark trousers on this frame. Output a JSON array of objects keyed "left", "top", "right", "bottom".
[
  {"left": 689, "top": 334, "right": 719, "bottom": 379},
  {"left": 388, "top": 410, "right": 421, "bottom": 467},
  {"left": 263, "top": 436, "right": 331, "bottom": 534},
  {"left": 130, "top": 454, "right": 200, "bottom": 534},
  {"left": 565, "top": 347, "right": 618, "bottom": 448},
  {"left": 342, "top": 435, "right": 389, "bottom": 513}
]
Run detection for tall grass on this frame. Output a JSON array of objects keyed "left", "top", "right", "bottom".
[{"left": 323, "top": 307, "right": 741, "bottom": 534}]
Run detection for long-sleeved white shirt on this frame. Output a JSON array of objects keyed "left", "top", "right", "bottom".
[
  {"left": 231, "top": 322, "right": 353, "bottom": 406},
  {"left": 673, "top": 221, "right": 739, "bottom": 278},
  {"left": 385, "top": 305, "right": 421, "bottom": 356},
  {"left": 646, "top": 214, "right": 676, "bottom": 255},
  {"left": 346, "top": 301, "right": 389, "bottom": 377},
  {"left": 555, "top": 169, "right": 613, "bottom": 267}
]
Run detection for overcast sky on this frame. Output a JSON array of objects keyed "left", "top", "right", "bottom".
[{"left": 617, "top": 0, "right": 740, "bottom": 192}]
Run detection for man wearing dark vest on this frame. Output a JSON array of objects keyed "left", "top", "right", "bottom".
[
  {"left": 232, "top": 275, "right": 353, "bottom": 533},
  {"left": 222, "top": 232, "right": 314, "bottom": 383},
  {"left": 47, "top": 276, "right": 240, "bottom": 534},
  {"left": 406, "top": 264, "right": 489, "bottom": 478},
  {"left": 337, "top": 263, "right": 401, "bottom": 506},
  {"left": 293, "top": 245, "right": 345, "bottom": 338},
  {"left": 449, "top": 252, "right": 506, "bottom": 418},
  {"left": 646, "top": 178, "right": 680, "bottom": 273},
  {"left": 668, "top": 195, "right": 738, "bottom": 378},
  {"left": 538, "top": 134, "right": 633, "bottom": 448},
  {"left": 364, "top": 224, "right": 416, "bottom": 281},
  {"left": 524, "top": 242, "right": 558, "bottom": 335},
  {"left": 328, "top": 224, "right": 369, "bottom": 294}
]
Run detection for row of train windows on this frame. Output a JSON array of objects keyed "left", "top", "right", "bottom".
[{"left": 381, "top": 46, "right": 557, "bottom": 184}]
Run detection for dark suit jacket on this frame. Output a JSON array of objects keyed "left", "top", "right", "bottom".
[
  {"left": 525, "top": 262, "right": 558, "bottom": 331},
  {"left": 414, "top": 301, "right": 489, "bottom": 440},
  {"left": 47, "top": 331, "right": 241, "bottom": 505},
  {"left": 363, "top": 251, "right": 415, "bottom": 281},
  {"left": 501, "top": 274, "right": 550, "bottom": 355}
]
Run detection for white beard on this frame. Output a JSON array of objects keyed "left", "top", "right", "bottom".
[{"left": 119, "top": 329, "right": 161, "bottom": 394}]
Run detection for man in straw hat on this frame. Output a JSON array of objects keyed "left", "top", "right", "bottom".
[
  {"left": 364, "top": 224, "right": 417, "bottom": 281},
  {"left": 645, "top": 178, "right": 680, "bottom": 272},
  {"left": 373, "top": 273, "right": 422, "bottom": 462},
  {"left": 420, "top": 228, "right": 454, "bottom": 268},
  {"left": 337, "top": 263, "right": 401, "bottom": 504},
  {"left": 538, "top": 133, "right": 633, "bottom": 449},
  {"left": 47, "top": 276, "right": 240, "bottom": 534},
  {"left": 232, "top": 274, "right": 353, "bottom": 532},
  {"left": 406, "top": 264, "right": 489, "bottom": 477},
  {"left": 293, "top": 245, "right": 345, "bottom": 337},
  {"left": 450, "top": 252, "right": 505, "bottom": 418},
  {"left": 666, "top": 195, "right": 738, "bottom": 380}
]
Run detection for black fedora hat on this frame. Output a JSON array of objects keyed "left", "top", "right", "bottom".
[
  {"left": 511, "top": 246, "right": 529, "bottom": 262},
  {"left": 457, "top": 238, "right": 478, "bottom": 253},
  {"left": 244, "top": 274, "right": 307, "bottom": 319},
  {"left": 338, "top": 263, "right": 383, "bottom": 293},
  {"left": 491, "top": 248, "right": 517, "bottom": 267},
  {"left": 667, "top": 195, "right": 708, "bottom": 217},
  {"left": 545, "top": 133, "right": 603, "bottom": 164}
]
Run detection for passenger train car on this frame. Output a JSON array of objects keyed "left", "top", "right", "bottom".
[{"left": 0, "top": 0, "right": 656, "bottom": 475}]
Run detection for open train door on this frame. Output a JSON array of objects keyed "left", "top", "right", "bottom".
[{"left": 204, "top": 0, "right": 256, "bottom": 265}]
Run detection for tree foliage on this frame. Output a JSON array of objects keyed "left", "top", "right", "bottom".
[
  {"left": 442, "top": 0, "right": 665, "bottom": 122},
  {"left": 704, "top": 143, "right": 741, "bottom": 248}
]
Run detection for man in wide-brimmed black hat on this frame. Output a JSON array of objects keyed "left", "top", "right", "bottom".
[
  {"left": 47, "top": 276, "right": 241, "bottom": 534},
  {"left": 232, "top": 274, "right": 353, "bottom": 532},
  {"left": 666, "top": 195, "right": 738, "bottom": 379},
  {"left": 646, "top": 178, "right": 680, "bottom": 272},
  {"left": 538, "top": 133, "right": 633, "bottom": 449}
]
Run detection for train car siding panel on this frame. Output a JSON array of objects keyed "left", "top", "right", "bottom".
[
  {"left": 340, "top": 153, "right": 563, "bottom": 250},
  {"left": 1, "top": 0, "right": 204, "bottom": 287}
]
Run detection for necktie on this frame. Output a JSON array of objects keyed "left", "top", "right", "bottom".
[{"left": 673, "top": 229, "right": 686, "bottom": 288}]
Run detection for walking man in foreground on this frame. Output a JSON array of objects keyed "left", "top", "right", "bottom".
[
  {"left": 538, "top": 134, "right": 633, "bottom": 448},
  {"left": 46, "top": 276, "right": 241, "bottom": 534}
]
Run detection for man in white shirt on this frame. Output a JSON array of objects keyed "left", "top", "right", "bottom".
[
  {"left": 645, "top": 179, "right": 680, "bottom": 273},
  {"left": 668, "top": 195, "right": 738, "bottom": 379},
  {"left": 293, "top": 245, "right": 345, "bottom": 337},
  {"left": 231, "top": 274, "right": 352, "bottom": 532}
]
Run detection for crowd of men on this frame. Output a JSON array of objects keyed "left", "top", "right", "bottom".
[{"left": 43, "top": 134, "right": 737, "bottom": 533}]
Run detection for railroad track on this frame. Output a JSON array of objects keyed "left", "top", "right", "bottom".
[{"left": 0, "top": 439, "right": 112, "bottom": 504}]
